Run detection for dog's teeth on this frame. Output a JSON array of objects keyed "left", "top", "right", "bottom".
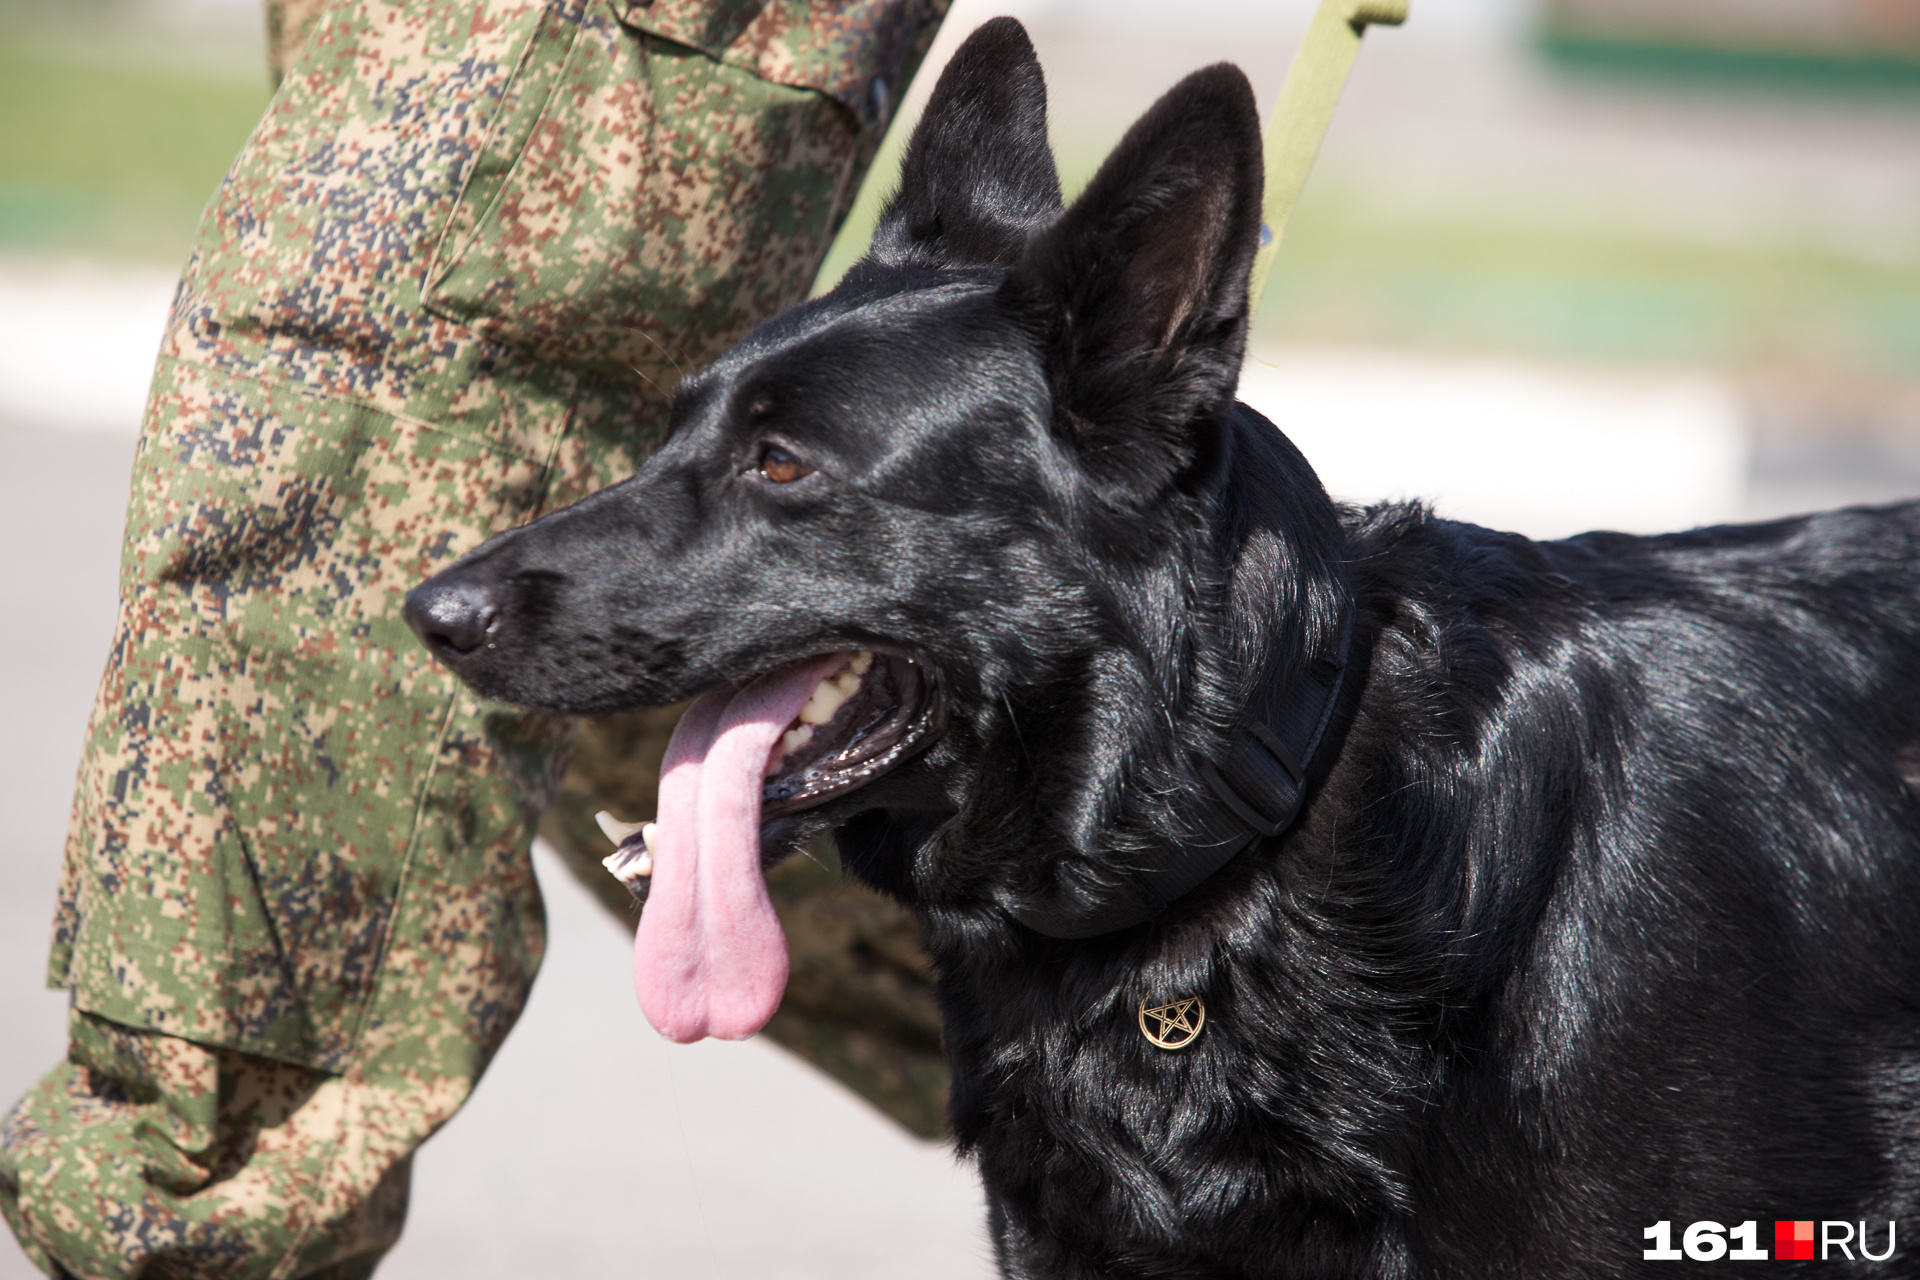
[
  {"left": 599, "top": 818, "right": 657, "bottom": 902},
  {"left": 795, "top": 651, "right": 876, "bottom": 729},
  {"left": 601, "top": 843, "right": 654, "bottom": 895},
  {"left": 595, "top": 810, "right": 647, "bottom": 847},
  {"left": 780, "top": 723, "right": 815, "bottom": 757},
  {"left": 799, "top": 673, "right": 853, "bottom": 724},
  {"left": 604, "top": 823, "right": 655, "bottom": 881}
]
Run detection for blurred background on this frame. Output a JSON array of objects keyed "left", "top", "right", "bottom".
[{"left": 2, "top": 0, "right": 1916, "bottom": 1275}]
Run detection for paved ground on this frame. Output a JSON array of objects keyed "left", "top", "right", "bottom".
[{"left": 0, "top": 416, "right": 130, "bottom": 1280}]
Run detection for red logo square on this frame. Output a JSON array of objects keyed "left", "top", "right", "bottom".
[{"left": 1775, "top": 1220, "right": 1815, "bottom": 1261}]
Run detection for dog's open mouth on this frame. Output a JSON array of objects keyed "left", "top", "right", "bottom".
[
  {"left": 601, "top": 648, "right": 940, "bottom": 873},
  {"left": 598, "top": 649, "right": 940, "bottom": 1044},
  {"left": 761, "top": 649, "right": 939, "bottom": 817}
]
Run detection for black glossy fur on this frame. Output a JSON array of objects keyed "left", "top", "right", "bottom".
[{"left": 406, "top": 20, "right": 1920, "bottom": 1277}]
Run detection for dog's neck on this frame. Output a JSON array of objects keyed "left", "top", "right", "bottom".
[
  {"left": 1010, "top": 570, "right": 1354, "bottom": 939},
  {"left": 986, "top": 400, "right": 1357, "bottom": 940}
]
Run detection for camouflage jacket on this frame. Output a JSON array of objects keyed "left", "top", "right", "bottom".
[{"left": 49, "top": 0, "right": 948, "bottom": 1090}]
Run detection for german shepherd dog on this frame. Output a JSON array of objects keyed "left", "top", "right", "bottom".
[{"left": 405, "top": 19, "right": 1920, "bottom": 1277}]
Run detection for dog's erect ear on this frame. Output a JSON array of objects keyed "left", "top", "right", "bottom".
[
  {"left": 867, "top": 18, "right": 1062, "bottom": 270},
  {"left": 1004, "top": 64, "right": 1264, "bottom": 502}
]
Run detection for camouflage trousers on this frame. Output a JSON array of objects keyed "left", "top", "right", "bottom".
[{"left": 0, "top": 0, "right": 947, "bottom": 1275}]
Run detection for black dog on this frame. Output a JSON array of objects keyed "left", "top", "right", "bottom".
[{"left": 405, "top": 19, "right": 1920, "bottom": 1276}]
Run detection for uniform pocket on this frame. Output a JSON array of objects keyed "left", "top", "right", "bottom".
[
  {"left": 610, "top": 0, "right": 950, "bottom": 133},
  {"left": 422, "top": 1, "right": 934, "bottom": 385}
]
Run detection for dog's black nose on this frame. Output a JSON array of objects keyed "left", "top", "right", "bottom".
[{"left": 404, "top": 577, "right": 499, "bottom": 659}]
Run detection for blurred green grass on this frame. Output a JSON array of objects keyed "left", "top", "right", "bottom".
[
  {"left": 816, "top": 119, "right": 1920, "bottom": 383},
  {"left": 0, "top": 26, "right": 269, "bottom": 262},
  {"left": 1258, "top": 189, "right": 1920, "bottom": 379}
]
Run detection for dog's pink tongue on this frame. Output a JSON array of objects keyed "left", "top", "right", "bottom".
[{"left": 633, "top": 655, "right": 847, "bottom": 1043}]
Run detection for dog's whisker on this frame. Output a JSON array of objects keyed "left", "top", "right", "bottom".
[
  {"left": 618, "top": 324, "right": 687, "bottom": 383},
  {"left": 626, "top": 362, "right": 667, "bottom": 401}
]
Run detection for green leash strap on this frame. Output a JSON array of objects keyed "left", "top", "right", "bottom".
[{"left": 1246, "top": 0, "right": 1408, "bottom": 315}]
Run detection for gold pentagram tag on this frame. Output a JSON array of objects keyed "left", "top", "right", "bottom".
[{"left": 1138, "top": 995, "right": 1206, "bottom": 1050}]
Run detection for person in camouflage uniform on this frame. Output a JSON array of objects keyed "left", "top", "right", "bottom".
[{"left": 0, "top": 0, "right": 949, "bottom": 1274}]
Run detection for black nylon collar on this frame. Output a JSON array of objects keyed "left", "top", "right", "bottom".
[{"left": 1013, "top": 607, "right": 1355, "bottom": 940}]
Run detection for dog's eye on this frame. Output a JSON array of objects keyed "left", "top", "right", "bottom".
[{"left": 756, "top": 444, "right": 814, "bottom": 484}]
